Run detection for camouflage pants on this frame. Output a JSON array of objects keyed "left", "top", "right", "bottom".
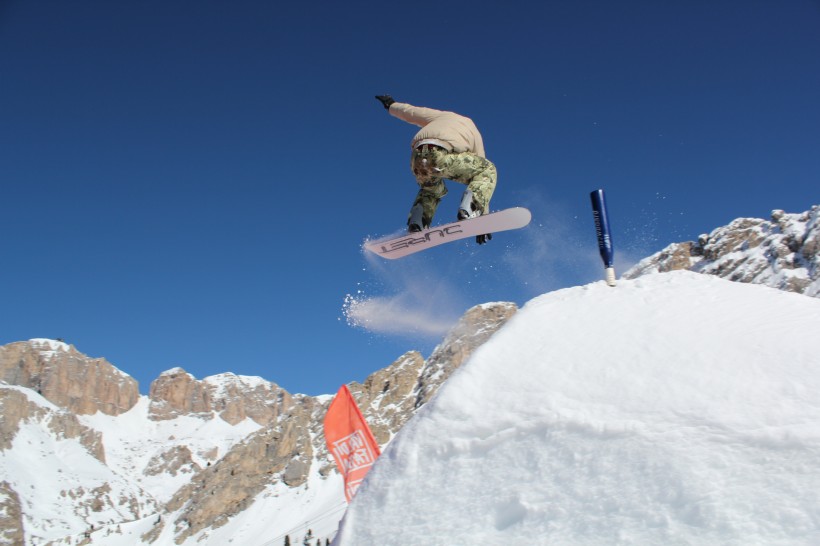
[{"left": 408, "top": 145, "right": 497, "bottom": 227}]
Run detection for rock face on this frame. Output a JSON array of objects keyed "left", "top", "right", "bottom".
[
  {"left": 0, "top": 339, "right": 139, "bottom": 416},
  {"left": 148, "top": 369, "right": 292, "bottom": 426},
  {"left": 164, "top": 397, "right": 320, "bottom": 543},
  {"left": 144, "top": 446, "right": 201, "bottom": 478},
  {"left": 349, "top": 351, "right": 425, "bottom": 445},
  {"left": 624, "top": 206, "right": 820, "bottom": 297},
  {"left": 414, "top": 302, "right": 519, "bottom": 408},
  {"left": 0, "top": 385, "right": 105, "bottom": 461},
  {"left": 0, "top": 481, "right": 23, "bottom": 546}
]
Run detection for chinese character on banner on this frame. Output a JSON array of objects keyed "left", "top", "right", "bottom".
[{"left": 323, "top": 385, "right": 381, "bottom": 502}]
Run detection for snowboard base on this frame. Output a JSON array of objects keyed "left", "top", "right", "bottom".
[{"left": 364, "top": 207, "right": 531, "bottom": 260}]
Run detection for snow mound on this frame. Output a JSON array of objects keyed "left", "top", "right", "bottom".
[{"left": 334, "top": 271, "right": 820, "bottom": 545}]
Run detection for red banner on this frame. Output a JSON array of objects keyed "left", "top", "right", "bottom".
[{"left": 323, "top": 385, "right": 381, "bottom": 502}]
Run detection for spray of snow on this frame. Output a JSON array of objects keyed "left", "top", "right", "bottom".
[{"left": 342, "top": 252, "right": 465, "bottom": 338}]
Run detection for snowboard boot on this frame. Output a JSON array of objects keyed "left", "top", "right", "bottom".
[
  {"left": 407, "top": 203, "right": 425, "bottom": 233},
  {"left": 458, "top": 189, "right": 492, "bottom": 245},
  {"left": 457, "top": 189, "right": 482, "bottom": 220}
]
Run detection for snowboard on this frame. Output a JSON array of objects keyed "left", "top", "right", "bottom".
[{"left": 364, "top": 207, "right": 532, "bottom": 260}]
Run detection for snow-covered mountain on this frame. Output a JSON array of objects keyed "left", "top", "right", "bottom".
[
  {"left": 624, "top": 205, "right": 819, "bottom": 296},
  {"left": 1, "top": 206, "right": 818, "bottom": 545},
  {"left": 0, "top": 384, "right": 157, "bottom": 545},
  {"left": 0, "top": 303, "right": 514, "bottom": 545}
]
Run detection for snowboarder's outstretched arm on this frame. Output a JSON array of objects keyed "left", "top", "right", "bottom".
[{"left": 375, "top": 95, "right": 444, "bottom": 127}]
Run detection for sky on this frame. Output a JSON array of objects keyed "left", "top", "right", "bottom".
[
  {"left": 336, "top": 272, "right": 820, "bottom": 545},
  {"left": 1, "top": 1, "right": 819, "bottom": 396}
]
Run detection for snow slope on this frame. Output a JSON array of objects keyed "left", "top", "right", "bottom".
[
  {"left": 80, "top": 397, "right": 262, "bottom": 504},
  {"left": 0, "top": 387, "right": 158, "bottom": 545},
  {"left": 335, "top": 271, "right": 820, "bottom": 545}
]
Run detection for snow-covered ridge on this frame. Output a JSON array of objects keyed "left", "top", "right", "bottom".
[
  {"left": 625, "top": 205, "right": 820, "bottom": 297},
  {"left": 28, "top": 337, "right": 72, "bottom": 361},
  {"left": 202, "top": 372, "right": 275, "bottom": 396},
  {"left": 159, "top": 367, "right": 190, "bottom": 377},
  {"left": 28, "top": 338, "right": 70, "bottom": 352}
]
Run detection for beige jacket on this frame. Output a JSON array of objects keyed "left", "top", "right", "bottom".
[{"left": 389, "top": 102, "right": 486, "bottom": 158}]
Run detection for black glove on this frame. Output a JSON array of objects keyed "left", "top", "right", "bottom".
[
  {"left": 375, "top": 95, "right": 395, "bottom": 110},
  {"left": 476, "top": 233, "right": 492, "bottom": 245}
]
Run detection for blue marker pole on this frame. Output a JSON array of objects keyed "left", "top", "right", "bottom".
[{"left": 590, "top": 189, "right": 617, "bottom": 286}]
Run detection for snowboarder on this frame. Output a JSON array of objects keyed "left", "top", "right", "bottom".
[{"left": 375, "top": 95, "right": 497, "bottom": 244}]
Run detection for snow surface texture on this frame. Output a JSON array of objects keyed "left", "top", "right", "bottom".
[
  {"left": 335, "top": 272, "right": 820, "bottom": 545},
  {"left": 0, "top": 388, "right": 159, "bottom": 544}
]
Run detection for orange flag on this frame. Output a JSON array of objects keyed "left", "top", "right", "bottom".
[{"left": 323, "top": 385, "right": 381, "bottom": 502}]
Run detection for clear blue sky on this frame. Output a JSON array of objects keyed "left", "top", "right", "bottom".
[{"left": 2, "top": 1, "right": 818, "bottom": 396}]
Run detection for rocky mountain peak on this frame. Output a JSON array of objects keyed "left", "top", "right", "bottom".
[
  {"left": 148, "top": 368, "right": 211, "bottom": 419},
  {"left": 624, "top": 205, "right": 819, "bottom": 297},
  {"left": 148, "top": 367, "right": 293, "bottom": 426},
  {"left": 0, "top": 339, "right": 139, "bottom": 416}
]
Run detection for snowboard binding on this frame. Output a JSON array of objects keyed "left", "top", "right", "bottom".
[{"left": 457, "top": 189, "right": 481, "bottom": 221}]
